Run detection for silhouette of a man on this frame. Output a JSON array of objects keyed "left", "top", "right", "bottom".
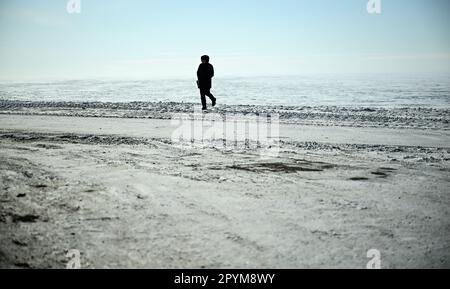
[{"left": 197, "top": 55, "right": 216, "bottom": 110}]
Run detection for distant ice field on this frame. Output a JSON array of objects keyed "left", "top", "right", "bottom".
[{"left": 1, "top": 74, "right": 449, "bottom": 108}]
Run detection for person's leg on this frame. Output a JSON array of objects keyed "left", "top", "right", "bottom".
[
  {"left": 205, "top": 89, "right": 216, "bottom": 106},
  {"left": 200, "top": 89, "right": 207, "bottom": 110}
]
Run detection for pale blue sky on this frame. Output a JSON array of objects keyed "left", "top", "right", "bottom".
[{"left": 0, "top": 0, "right": 449, "bottom": 80}]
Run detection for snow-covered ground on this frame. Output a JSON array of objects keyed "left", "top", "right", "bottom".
[{"left": 0, "top": 107, "right": 449, "bottom": 268}]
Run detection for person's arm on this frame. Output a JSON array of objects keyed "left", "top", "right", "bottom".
[
  {"left": 210, "top": 65, "right": 214, "bottom": 78},
  {"left": 197, "top": 65, "right": 201, "bottom": 79}
]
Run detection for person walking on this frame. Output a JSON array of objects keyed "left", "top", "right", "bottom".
[{"left": 197, "top": 55, "right": 216, "bottom": 110}]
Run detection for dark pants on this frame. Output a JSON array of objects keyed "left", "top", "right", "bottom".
[{"left": 200, "top": 87, "right": 215, "bottom": 109}]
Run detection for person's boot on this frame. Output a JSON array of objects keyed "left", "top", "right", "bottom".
[{"left": 212, "top": 97, "right": 216, "bottom": 107}]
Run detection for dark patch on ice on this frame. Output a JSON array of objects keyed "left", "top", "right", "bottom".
[
  {"left": 228, "top": 161, "right": 332, "bottom": 173},
  {"left": 379, "top": 167, "right": 397, "bottom": 171},
  {"left": 12, "top": 239, "right": 28, "bottom": 247},
  {"left": 35, "top": 143, "right": 63, "bottom": 149},
  {"left": 83, "top": 217, "right": 119, "bottom": 222},
  {"left": 11, "top": 214, "right": 39, "bottom": 223},
  {"left": 0, "top": 132, "right": 158, "bottom": 147},
  {"left": 32, "top": 183, "right": 47, "bottom": 188},
  {"left": 371, "top": 167, "right": 398, "bottom": 178},
  {"left": 371, "top": 171, "right": 388, "bottom": 178},
  {"left": 348, "top": 177, "right": 369, "bottom": 181},
  {"left": 14, "top": 262, "right": 31, "bottom": 268},
  {"left": 283, "top": 141, "right": 449, "bottom": 161}
]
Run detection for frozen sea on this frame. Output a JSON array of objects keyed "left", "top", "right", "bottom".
[{"left": 0, "top": 74, "right": 449, "bottom": 108}]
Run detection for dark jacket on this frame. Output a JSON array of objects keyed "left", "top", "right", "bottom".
[{"left": 197, "top": 63, "right": 214, "bottom": 89}]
